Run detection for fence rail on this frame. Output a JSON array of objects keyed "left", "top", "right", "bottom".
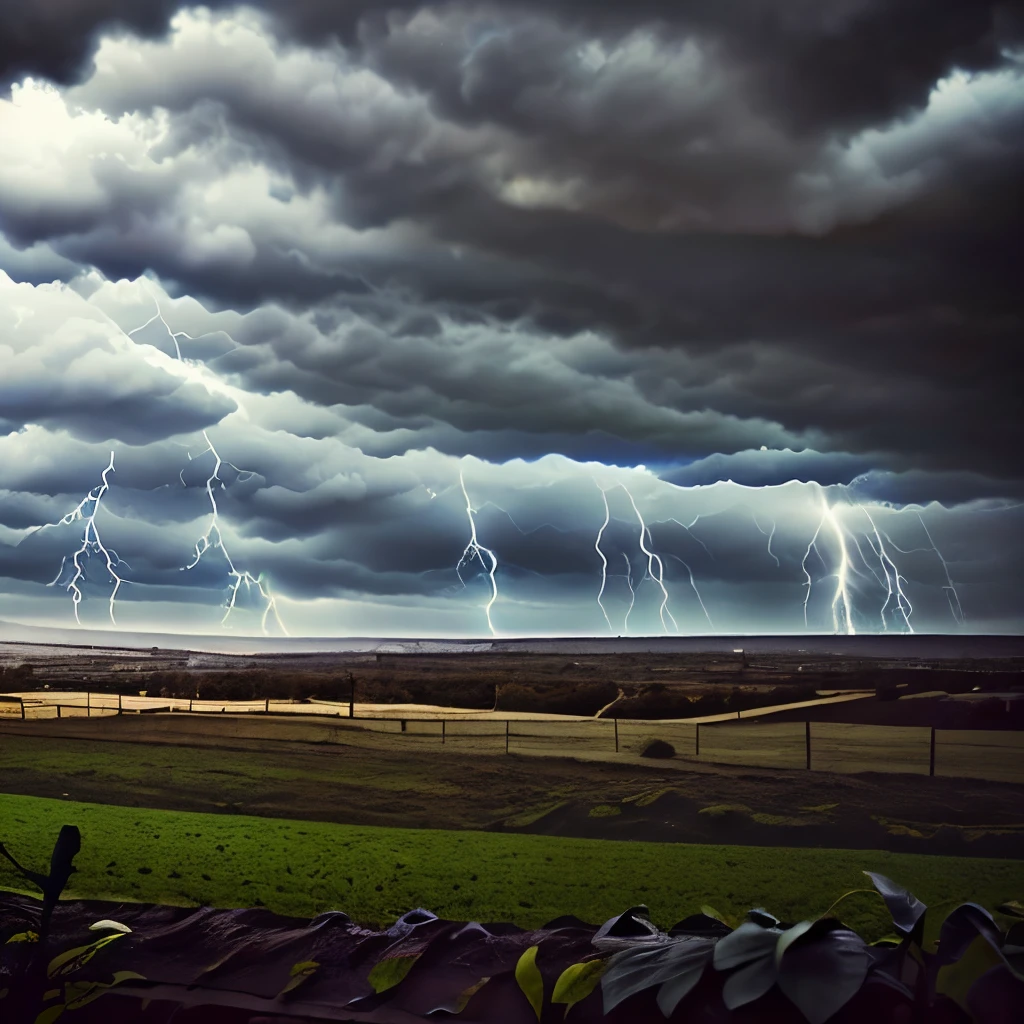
[{"left": 3, "top": 694, "right": 1023, "bottom": 785}]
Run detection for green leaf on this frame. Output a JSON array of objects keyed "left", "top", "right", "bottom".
[
  {"left": 34, "top": 1006, "right": 65, "bottom": 1024},
  {"left": 88, "top": 920, "right": 131, "bottom": 934},
  {"left": 515, "top": 945, "right": 544, "bottom": 1021},
  {"left": 427, "top": 976, "right": 491, "bottom": 1015},
  {"left": 552, "top": 959, "right": 606, "bottom": 1017},
  {"left": 5, "top": 930, "right": 39, "bottom": 943},
  {"left": 64, "top": 972, "right": 146, "bottom": 1010},
  {"left": 774, "top": 921, "right": 814, "bottom": 968},
  {"left": 700, "top": 905, "right": 735, "bottom": 929},
  {"left": 278, "top": 960, "right": 320, "bottom": 997},
  {"left": 368, "top": 955, "right": 419, "bottom": 994},
  {"left": 47, "top": 933, "right": 126, "bottom": 978}
]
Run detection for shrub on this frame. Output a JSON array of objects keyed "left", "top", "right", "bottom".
[{"left": 640, "top": 739, "right": 675, "bottom": 759}]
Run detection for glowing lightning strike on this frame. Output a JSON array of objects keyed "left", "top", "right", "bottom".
[
  {"left": 751, "top": 512, "right": 780, "bottom": 568},
  {"left": 42, "top": 452, "right": 127, "bottom": 624},
  {"left": 622, "top": 553, "right": 636, "bottom": 632},
  {"left": 666, "top": 554, "right": 714, "bottom": 629},
  {"left": 916, "top": 513, "right": 965, "bottom": 624},
  {"left": 861, "top": 508, "right": 914, "bottom": 632},
  {"left": 820, "top": 494, "right": 854, "bottom": 634},
  {"left": 457, "top": 470, "right": 499, "bottom": 635},
  {"left": 594, "top": 486, "right": 613, "bottom": 631},
  {"left": 126, "top": 281, "right": 202, "bottom": 361},
  {"left": 182, "top": 431, "right": 288, "bottom": 636},
  {"left": 620, "top": 485, "right": 678, "bottom": 634}
]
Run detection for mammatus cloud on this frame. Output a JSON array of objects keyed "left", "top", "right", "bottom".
[{"left": 0, "top": 4, "right": 1021, "bottom": 636}]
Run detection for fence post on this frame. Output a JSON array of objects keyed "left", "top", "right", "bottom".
[
  {"left": 442, "top": 719, "right": 446, "bottom": 745},
  {"left": 118, "top": 693, "right": 123, "bottom": 715},
  {"left": 614, "top": 716, "right": 619, "bottom": 753},
  {"left": 401, "top": 719, "right": 407, "bottom": 733},
  {"left": 805, "top": 720, "right": 811, "bottom": 770},
  {"left": 265, "top": 698, "right": 270, "bottom": 714},
  {"left": 87, "top": 692, "right": 91, "bottom": 717},
  {"left": 20, "top": 699, "right": 25, "bottom": 721},
  {"left": 505, "top": 719, "right": 510, "bottom": 754},
  {"left": 929, "top": 727, "right": 936, "bottom": 777},
  {"left": 56, "top": 705, "right": 61, "bottom": 719},
  {"left": 349, "top": 676, "right": 355, "bottom": 719},
  {"left": 695, "top": 723, "right": 700, "bottom": 757},
  {"left": 188, "top": 698, "right": 192, "bottom": 713}
]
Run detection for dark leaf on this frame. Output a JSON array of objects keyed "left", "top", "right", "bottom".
[
  {"left": 668, "top": 914, "right": 730, "bottom": 939},
  {"left": 747, "top": 909, "right": 780, "bottom": 929},
  {"left": 594, "top": 907, "right": 660, "bottom": 943},
  {"left": 777, "top": 919, "right": 871, "bottom": 1024},
  {"left": 601, "top": 936, "right": 714, "bottom": 1014},
  {"left": 722, "top": 955, "right": 777, "bottom": 1009},
  {"left": 936, "top": 904, "right": 1002, "bottom": 966},
  {"left": 713, "top": 921, "right": 781, "bottom": 971},
  {"left": 863, "top": 872, "right": 927, "bottom": 938}
]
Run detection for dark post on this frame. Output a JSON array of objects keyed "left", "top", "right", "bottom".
[
  {"left": 56, "top": 705, "right": 61, "bottom": 719},
  {"left": 349, "top": 674, "right": 355, "bottom": 719},
  {"left": 695, "top": 723, "right": 700, "bottom": 757},
  {"left": 265, "top": 697, "right": 270, "bottom": 714},
  {"left": 505, "top": 719, "right": 510, "bottom": 754},
  {"left": 118, "top": 693, "right": 123, "bottom": 715},
  {"left": 20, "top": 699, "right": 25, "bottom": 721},
  {"left": 442, "top": 719, "right": 446, "bottom": 745},
  {"left": 614, "top": 715, "right": 619, "bottom": 753},
  {"left": 86, "top": 692, "right": 91, "bottom": 717},
  {"left": 401, "top": 719, "right": 407, "bottom": 733},
  {"left": 188, "top": 698, "right": 192, "bottom": 713},
  {"left": 805, "top": 720, "right": 811, "bottom": 770},
  {"left": 929, "top": 727, "right": 936, "bottom": 777}
]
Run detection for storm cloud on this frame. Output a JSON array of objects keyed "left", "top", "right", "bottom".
[{"left": 0, "top": 2, "right": 1021, "bottom": 636}]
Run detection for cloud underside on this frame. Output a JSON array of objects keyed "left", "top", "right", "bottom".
[{"left": 0, "top": 2, "right": 1021, "bottom": 634}]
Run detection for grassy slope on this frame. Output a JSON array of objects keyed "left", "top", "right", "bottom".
[{"left": 2, "top": 793, "right": 1022, "bottom": 941}]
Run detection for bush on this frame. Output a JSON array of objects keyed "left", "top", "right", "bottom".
[{"left": 640, "top": 739, "right": 675, "bottom": 759}]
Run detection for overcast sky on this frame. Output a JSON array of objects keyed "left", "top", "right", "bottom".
[{"left": 1, "top": 1, "right": 1021, "bottom": 638}]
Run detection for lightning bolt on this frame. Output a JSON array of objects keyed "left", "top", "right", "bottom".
[
  {"left": 861, "top": 507, "right": 914, "bottom": 632},
  {"left": 457, "top": 470, "right": 499, "bottom": 635},
  {"left": 622, "top": 552, "right": 636, "bottom": 632},
  {"left": 801, "top": 490, "right": 854, "bottom": 635},
  {"left": 126, "top": 280, "right": 205, "bottom": 361},
  {"left": 666, "top": 554, "right": 714, "bottom": 629},
  {"left": 181, "top": 431, "right": 288, "bottom": 636},
  {"left": 41, "top": 452, "right": 127, "bottom": 624},
  {"left": 751, "top": 512, "right": 780, "bottom": 568},
  {"left": 620, "top": 485, "right": 678, "bottom": 634},
  {"left": 594, "top": 486, "right": 613, "bottom": 631},
  {"left": 916, "top": 512, "right": 965, "bottom": 624},
  {"left": 656, "top": 516, "right": 714, "bottom": 560}
]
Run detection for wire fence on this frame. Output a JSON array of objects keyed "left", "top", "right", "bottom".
[{"left": 4, "top": 694, "right": 1023, "bottom": 785}]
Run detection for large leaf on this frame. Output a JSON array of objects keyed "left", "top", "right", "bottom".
[
  {"left": 863, "top": 872, "right": 926, "bottom": 938},
  {"left": 278, "top": 960, "right": 320, "bottom": 997},
  {"left": 426, "top": 976, "right": 491, "bottom": 1016},
  {"left": 64, "top": 971, "right": 146, "bottom": 1010},
  {"left": 515, "top": 945, "right": 544, "bottom": 1022},
  {"left": 777, "top": 920, "right": 871, "bottom": 1024},
  {"left": 601, "top": 936, "right": 714, "bottom": 1015},
  {"left": 721, "top": 955, "right": 777, "bottom": 1010},
  {"left": 553, "top": 959, "right": 607, "bottom": 1017},
  {"left": 935, "top": 904, "right": 1003, "bottom": 965},
  {"left": 713, "top": 921, "right": 781, "bottom": 971}
]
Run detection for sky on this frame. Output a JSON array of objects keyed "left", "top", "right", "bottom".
[{"left": 0, "top": 1, "right": 1022, "bottom": 639}]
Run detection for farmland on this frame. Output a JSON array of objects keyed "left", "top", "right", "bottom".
[{"left": 3, "top": 792, "right": 1024, "bottom": 943}]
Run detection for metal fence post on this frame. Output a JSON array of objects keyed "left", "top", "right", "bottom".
[
  {"left": 614, "top": 716, "right": 619, "bottom": 753},
  {"left": 929, "top": 727, "right": 936, "bottom": 777},
  {"left": 805, "top": 720, "right": 811, "bottom": 770}
]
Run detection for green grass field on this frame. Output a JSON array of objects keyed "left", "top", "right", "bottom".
[{"left": 2, "top": 793, "right": 1022, "bottom": 941}]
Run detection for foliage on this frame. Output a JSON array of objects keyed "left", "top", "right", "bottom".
[{"left": 2, "top": 827, "right": 1023, "bottom": 1021}]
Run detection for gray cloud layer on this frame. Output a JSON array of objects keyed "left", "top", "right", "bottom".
[{"left": 0, "top": 3, "right": 1021, "bottom": 635}]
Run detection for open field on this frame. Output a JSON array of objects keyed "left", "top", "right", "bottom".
[
  {"left": 1, "top": 728, "right": 1022, "bottom": 858},
  {"left": 3, "top": 793, "right": 1023, "bottom": 943},
  {"left": 4, "top": 700, "right": 1022, "bottom": 783}
]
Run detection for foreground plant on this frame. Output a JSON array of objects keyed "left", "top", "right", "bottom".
[{"left": 2, "top": 827, "right": 1022, "bottom": 1022}]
